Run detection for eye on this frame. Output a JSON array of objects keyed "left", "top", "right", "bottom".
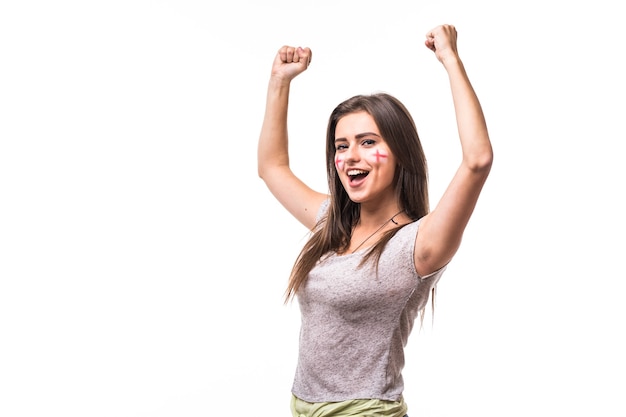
[
  {"left": 361, "top": 139, "right": 376, "bottom": 146},
  {"left": 335, "top": 143, "right": 348, "bottom": 151}
]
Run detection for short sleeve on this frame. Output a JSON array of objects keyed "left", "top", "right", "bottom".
[{"left": 316, "top": 199, "right": 330, "bottom": 222}]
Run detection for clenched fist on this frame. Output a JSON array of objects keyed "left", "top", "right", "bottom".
[
  {"left": 425, "top": 24, "right": 459, "bottom": 64},
  {"left": 271, "top": 45, "right": 313, "bottom": 82}
]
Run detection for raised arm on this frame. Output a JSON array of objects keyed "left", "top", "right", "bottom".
[
  {"left": 257, "top": 45, "right": 328, "bottom": 230},
  {"left": 414, "top": 25, "right": 494, "bottom": 276}
]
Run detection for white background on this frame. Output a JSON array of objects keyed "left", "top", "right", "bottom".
[{"left": 1, "top": 1, "right": 624, "bottom": 416}]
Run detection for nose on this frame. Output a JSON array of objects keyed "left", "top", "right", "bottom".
[{"left": 344, "top": 145, "right": 361, "bottom": 164}]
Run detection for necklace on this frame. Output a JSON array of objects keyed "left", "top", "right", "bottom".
[{"left": 351, "top": 209, "right": 404, "bottom": 253}]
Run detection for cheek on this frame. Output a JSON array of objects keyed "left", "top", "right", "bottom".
[
  {"left": 335, "top": 156, "right": 344, "bottom": 170},
  {"left": 367, "top": 149, "right": 389, "bottom": 164}
]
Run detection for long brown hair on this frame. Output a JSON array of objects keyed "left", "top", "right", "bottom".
[{"left": 284, "top": 93, "right": 430, "bottom": 303}]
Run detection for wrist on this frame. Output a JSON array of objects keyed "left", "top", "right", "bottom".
[
  {"left": 269, "top": 73, "right": 294, "bottom": 87},
  {"left": 439, "top": 52, "right": 461, "bottom": 68}
]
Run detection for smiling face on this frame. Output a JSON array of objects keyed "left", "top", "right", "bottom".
[{"left": 334, "top": 111, "right": 397, "bottom": 205}]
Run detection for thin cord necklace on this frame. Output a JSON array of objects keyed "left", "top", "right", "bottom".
[{"left": 351, "top": 209, "right": 404, "bottom": 254}]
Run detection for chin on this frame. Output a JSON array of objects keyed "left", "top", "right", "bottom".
[{"left": 346, "top": 193, "right": 368, "bottom": 204}]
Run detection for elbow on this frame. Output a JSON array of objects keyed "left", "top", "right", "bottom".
[
  {"left": 257, "top": 166, "right": 268, "bottom": 181},
  {"left": 257, "top": 157, "right": 269, "bottom": 180},
  {"left": 257, "top": 162, "right": 284, "bottom": 183},
  {"left": 258, "top": 151, "right": 289, "bottom": 181},
  {"left": 466, "top": 145, "right": 493, "bottom": 174},
  {"left": 258, "top": 156, "right": 290, "bottom": 182},
  {"left": 258, "top": 161, "right": 277, "bottom": 181},
  {"left": 474, "top": 153, "right": 493, "bottom": 173}
]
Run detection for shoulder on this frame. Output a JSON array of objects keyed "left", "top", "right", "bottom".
[
  {"left": 316, "top": 198, "right": 330, "bottom": 222},
  {"left": 383, "top": 219, "right": 421, "bottom": 257},
  {"left": 395, "top": 218, "right": 422, "bottom": 242}
]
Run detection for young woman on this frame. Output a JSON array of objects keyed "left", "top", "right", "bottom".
[{"left": 257, "top": 24, "right": 493, "bottom": 417}]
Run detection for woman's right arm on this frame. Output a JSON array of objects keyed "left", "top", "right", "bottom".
[{"left": 257, "top": 45, "right": 328, "bottom": 230}]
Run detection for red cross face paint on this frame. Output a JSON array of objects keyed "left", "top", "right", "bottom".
[
  {"left": 369, "top": 149, "right": 388, "bottom": 164},
  {"left": 335, "top": 156, "right": 344, "bottom": 171}
]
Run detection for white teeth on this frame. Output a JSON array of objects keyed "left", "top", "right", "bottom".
[{"left": 347, "top": 169, "right": 368, "bottom": 176}]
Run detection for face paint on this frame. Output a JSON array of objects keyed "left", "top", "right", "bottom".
[
  {"left": 335, "top": 156, "right": 344, "bottom": 170},
  {"left": 369, "top": 149, "right": 388, "bottom": 164}
]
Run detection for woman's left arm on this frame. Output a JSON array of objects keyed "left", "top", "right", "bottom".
[{"left": 415, "top": 24, "right": 494, "bottom": 276}]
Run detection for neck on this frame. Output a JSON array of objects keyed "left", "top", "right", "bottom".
[
  {"left": 350, "top": 209, "right": 405, "bottom": 254},
  {"left": 358, "top": 206, "right": 404, "bottom": 227}
]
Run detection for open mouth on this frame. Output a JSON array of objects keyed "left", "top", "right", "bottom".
[{"left": 347, "top": 169, "right": 369, "bottom": 184}]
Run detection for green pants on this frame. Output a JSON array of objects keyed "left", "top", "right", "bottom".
[{"left": 291, "top": 394, "right": 408, "bottom": 417}]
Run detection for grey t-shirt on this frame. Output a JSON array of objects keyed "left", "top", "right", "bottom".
[{"left": 292, "top": 207, "right": 446, "bottom": 403}]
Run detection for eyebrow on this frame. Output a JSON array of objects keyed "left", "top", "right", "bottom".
[{"left": 334, "top": 132, "right": 382, "bottom": 142}]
